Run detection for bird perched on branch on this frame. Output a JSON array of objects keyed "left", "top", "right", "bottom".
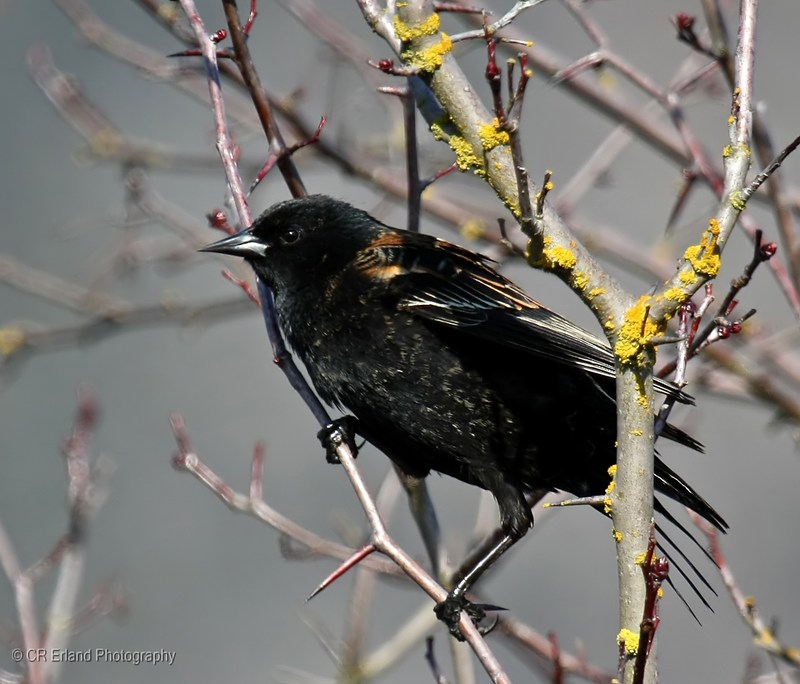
[{"left": 201, "top": 194, "right": 726, "bottom": 638}]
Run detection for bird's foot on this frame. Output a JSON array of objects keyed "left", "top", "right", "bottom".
[
  {"left": 434, "top": 594, "right": 505, "bottom": 641},
  {"left": 317, "top": 416, "right": 359, "bottom": 464}
]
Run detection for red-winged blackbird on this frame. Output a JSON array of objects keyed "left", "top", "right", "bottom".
[{"left": 201, "top": 194, "right": 726, "bottom": 637}]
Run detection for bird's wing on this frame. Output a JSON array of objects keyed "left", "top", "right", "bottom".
[{"left": 363, "top": 233, "right": 691, "bottom": 403}]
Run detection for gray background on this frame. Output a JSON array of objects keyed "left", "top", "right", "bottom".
[{"left": 1, "top": 1, "right": 798, "bottom": 682}]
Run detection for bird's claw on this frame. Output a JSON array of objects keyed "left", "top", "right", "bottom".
[
  {"left": 434, "top": 595, "right": 505, "bottom": 641},
  {"left": 317, "top": 416, "right": 359, "bottom": 464}
]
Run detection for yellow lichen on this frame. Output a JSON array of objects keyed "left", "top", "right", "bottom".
[
  {"left": 588, "top": 287, "right": 606, "bottom": 298},
  {"left": 461, "top": 218, "right": 486, "bottom": 241},
  {"left": 614, "top": 295, "right": 662, "bottom": 367},
  {"left": 663, "top": 287, "right": 689, "bottom": 303},
  {"left": 730, "top": 190, "right": 747, "bottom": 211},
  {"left": 430, "top": 118, "right": 449, "bottom": 142},
  {"left": 571, "top": 271, "right": 589, "bottom": 291},
  {"left": 393, "top": 13, "right": 440, "bottom": 41},
  {"left": 604, "top": 465, "right": 617, "bottom": 514},
  {"left": 506, "top": 199, "right": 522, "bottom": 218},
  {"left": 0, "top": 327, "right": 26, "bottom": 357},
  {"left": 684, "top": 218, "right": 721, "bottom": 278},
  {"left": 724, "top": 143, "right": 751, "bottom": 160},
  {"left": 617, "top": 629, "right": 640, "bottom": 656},
  {"left": 756, "top": 629, "right": 776, "bottom": 649},
  {"left": 612, "top": 528, "right": 623, "bottom": 543},
  {"left": 539, "top": 244, "right": 577, "bottom": 271},
  {"left": 727, "top": 114, "right": 736, "bottom": 125},
  {"left": 401, "top": 32, "right": 452, "bottom": 72},
  {"left": 678, "top": 270, "right": 696, "bottom": 285},
  {"left": 447, "top": 133, "right": 483, "bottom": 174},
  {"left": 478, "top": 118, "right": 510, "bottom": 151},
  {"left": 629, "top": 429, "right": 644, "bottom": 437},
  {"left": 634, "top": 552, "right": 648, "bottom": 566}
]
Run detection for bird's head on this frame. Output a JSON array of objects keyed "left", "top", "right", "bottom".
[{"left": 200, "top": 195, "right": 380, "bottom": 291}]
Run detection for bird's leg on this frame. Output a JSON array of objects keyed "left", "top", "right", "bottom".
[
  {"left": 434, "top": 482, "right": 531, "bottom": 640},
  {"left": 317, "top": 416, "right": 359, "bottom": 464},
  {"left": 434, "top": 532, "right": 519, "bottom": 639}
]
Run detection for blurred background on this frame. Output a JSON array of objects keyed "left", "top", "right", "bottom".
[{"left": 1, "top": 1, "right": 799, "bottom": 682}]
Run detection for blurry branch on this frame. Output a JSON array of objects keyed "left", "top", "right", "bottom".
[
  {"left": 499, "top": 616, "right": 613, "bottom": 683},
  {"left": 689, "top": 512, "right": 800, "bottom": 668},
  {"left": 0, "top": 390, "right": 126, "bottom": 684},
  {"left": 0, "top": 253, "right": 129, "bottom": 317},
  {"left": 27, "top": 43, "right": 247, "bottom": 175},
  {"left": 0, "top": 275, "right": 255, "bottom": 370}
]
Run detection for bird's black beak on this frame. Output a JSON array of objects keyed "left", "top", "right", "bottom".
[{"left": 199, "top": 230, "right": 267, "bottom": 258}]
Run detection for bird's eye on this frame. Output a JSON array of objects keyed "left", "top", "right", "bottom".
[{"left": 280, "top": 228, "right": 301, "bottom": 245}]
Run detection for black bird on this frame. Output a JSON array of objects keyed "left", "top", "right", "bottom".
[{"left": 201, "top": 194, "right": 726, "bottom": 637}]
